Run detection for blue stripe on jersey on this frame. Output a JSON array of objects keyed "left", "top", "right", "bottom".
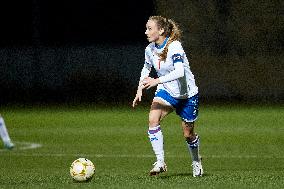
[{"left": 172, "top": 53, "right": 183, "bottom": 63}]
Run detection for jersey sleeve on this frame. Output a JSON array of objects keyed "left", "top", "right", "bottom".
[
  {"left": 158, "top": 62, "right": 184, "bottom": 83},
  {"left": 168, "top": 41, "right": 185, "bottom": 64},
  {"left": 139, "top": 47, "right": 152, "bottom": 83},
  {"left": 158, "top": 41, "right": 185, "bottom": 83}
]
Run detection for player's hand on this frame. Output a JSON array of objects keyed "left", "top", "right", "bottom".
[
  {"left": 132, "top": 85, "right": 145, "bottom": 108},
  {"left": 142, "top": 77, "right": 160, "bottom": 89},
  {"left": 132, "top": 95, "right": 140, "bottom": 108}
]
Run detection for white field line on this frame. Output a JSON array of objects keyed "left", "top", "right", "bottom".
[
  {"left": 0, "top": 142, "right": 282, "bottom": 159},
  {"left": 0, "top": 141, "right": 42, "bottom": 152},
  {"left": 0, "top": 151, "right": 282, "bottom": 159}
]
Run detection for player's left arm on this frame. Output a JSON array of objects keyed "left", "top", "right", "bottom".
[
  {"left": 143, "top": 42, "right": 185, "bottom": 89},
  {"left": 143, "top": 61, "right": 184, "bottom": 89},
  {"left": 158, "top": 54, "right": 184, "bottom": 83}
]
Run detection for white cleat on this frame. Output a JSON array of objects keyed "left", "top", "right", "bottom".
[
  {"left": 192, "top": 160, "right": 203, "bottom": 177},
  {"left": 4, "top": 141, "right": 15, "bottom": 150},
  {"left": 149, "top": 161, "right": 167, "bottom": 176}
]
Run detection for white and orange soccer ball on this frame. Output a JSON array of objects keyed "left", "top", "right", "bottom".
[{"left": 70, "top": 158, "right": 95, "bottom": 182}]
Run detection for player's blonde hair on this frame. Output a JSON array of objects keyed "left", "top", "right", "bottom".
[{"left": 149, "top": 16, "right": 182, "bottom": 61}]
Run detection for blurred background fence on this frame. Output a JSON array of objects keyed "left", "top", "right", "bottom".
[{"left": 0, "top": 0, "right": 283, "bottom": 104}]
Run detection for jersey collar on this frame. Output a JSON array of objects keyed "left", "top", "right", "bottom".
[{"left": 155, "top": 36, "right": 169, "bottom": 49}]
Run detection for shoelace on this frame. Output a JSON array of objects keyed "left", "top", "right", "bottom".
[
  {"left": 192, "top": 162, "right": 200, "bottom": 172},
  {"left": 153, "top": 162, "right": 161, "bottom": 169}
]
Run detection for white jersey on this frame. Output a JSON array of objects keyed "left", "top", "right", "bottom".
[{"left": 140, "top": 38, "right": 198, "bottom": 99}]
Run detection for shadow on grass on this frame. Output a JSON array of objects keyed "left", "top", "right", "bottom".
[{"left": 157, "top": 172, "right": 209, "bottom": 179}]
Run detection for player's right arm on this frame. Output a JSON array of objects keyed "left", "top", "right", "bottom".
[
  {"left": 132, "top": 63, "right": 151, "bottom": 107},
  {"left": 132, "top": 48, "right": 152, "bottom": 107}
]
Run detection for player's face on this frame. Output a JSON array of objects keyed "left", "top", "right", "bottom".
[{"left": 145, "top": 20, "right": 164, "bottom": 44}]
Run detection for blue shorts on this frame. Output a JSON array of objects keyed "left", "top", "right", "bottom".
[{"left": 154, "top": 90, "right": 199, "bottom": 122}]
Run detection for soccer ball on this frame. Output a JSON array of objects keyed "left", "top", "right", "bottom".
[{"left": 70, "top": 158, "right": 95, "bottom": 182}]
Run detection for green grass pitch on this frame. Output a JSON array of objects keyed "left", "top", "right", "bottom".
[{"left": 0, "top": 104, "right": 283, "bottom": 188}]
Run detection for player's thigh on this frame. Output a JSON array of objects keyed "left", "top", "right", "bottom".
[
  {"left": 149, "top": 99, "right": 173, "bottom": 126},
  {"left": 176, "top": 95, "right": 199, "bottom": 123}
]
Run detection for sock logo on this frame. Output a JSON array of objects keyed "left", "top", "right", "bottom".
[
  {"left": 150, "top": 137, "right": 158, "bottom": 142},
  {"left": 189, "top": 136, "right": 200, "bottom": 149}
]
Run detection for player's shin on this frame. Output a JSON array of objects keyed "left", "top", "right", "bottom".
[
  {"left": 0, "top": 117, "right": 12, "bottom": 144},
  {"left": 186, "top": 135, "right": 203, "bottom": 176},
  {"left": 186, "top": 135, "right": 201, "bottom": 162},
  {"left": 148, "top": 125, "right": 164, "bottom": 163}
]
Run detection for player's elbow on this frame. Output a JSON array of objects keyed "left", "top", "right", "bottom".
[
  {"left": 175, "top": 63, "right": 184, "bottom": 78},
  {"left": 176, "top": 71, "right": 184, "bottom": 79}
]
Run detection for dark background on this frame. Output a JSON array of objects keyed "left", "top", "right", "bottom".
[{"left": 0, "top": 0, "right": 283, "bottom": 105}]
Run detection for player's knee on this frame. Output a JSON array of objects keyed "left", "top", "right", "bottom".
[
  {"left": 183, "top": 131, "right": 195, "bottom": 139},
  {"left": 148, "top": 117, "right": 160, "bottom": 127},
  {"left": 182, "top": 122, "right": 195, "bottom": 138},
  {"left": 148, "top": 110, "right": 162, "bottom": 127}
]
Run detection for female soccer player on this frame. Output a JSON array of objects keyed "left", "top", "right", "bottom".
[
  {"left": 0, "top": 114, "right": 14, "bottom": 149},
  {"left": 132, "top": 16, "right": 203, "bottom": 177}
]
